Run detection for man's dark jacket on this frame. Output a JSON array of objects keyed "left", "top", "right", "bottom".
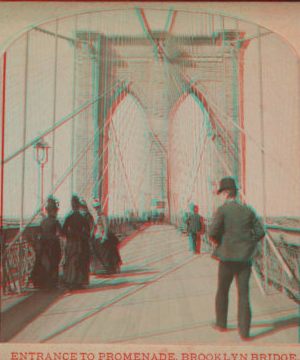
[
  {"left": 187, "top": 212, "right": 204, "bottom": 234},
  {"left": 209, "top": 199, "right": 265, "bottom": 261}
]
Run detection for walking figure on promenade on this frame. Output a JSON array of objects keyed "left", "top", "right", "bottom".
[
  {"left": 209, "top": 177, "right": 265, "bottom": 340},
  {"left": 32, "top": 196, "right": 62, "bottom": 289},
  {"left": 61, "top": 194, "right": 90, "bottom": 290},
  {"left": 91, "top": 199, "right": 122, "bottom": 275},
  {"left": 186, "top": 204, "right": 204, "bottom": 253},
  {"left": 79, "top": 197, "right": 94, "bottom": 285}
]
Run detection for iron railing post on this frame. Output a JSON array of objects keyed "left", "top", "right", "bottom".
[{"left": 1, "top": 51, "right": 7, "bottom": 296}]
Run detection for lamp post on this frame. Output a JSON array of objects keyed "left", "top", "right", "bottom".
[{"left": 34, "top": 138, "right": 51, "bottom": 215}]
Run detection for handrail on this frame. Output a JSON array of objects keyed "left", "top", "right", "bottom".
[
  {"left": 265, "top": 224, "right": 300, "bottom": 235},
  {"left": 172, "top": 215, "right": 299, "bottom": 292}
]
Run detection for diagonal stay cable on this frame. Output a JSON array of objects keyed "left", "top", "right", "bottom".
[
  {"left": 76, "top": 89, "right": 141, "bottom": 206},
  {"left": 167, "top": 59, "right": 237, "bottom": 154},
  {"left": 5, "top": 118, "right": 105, "bottom": 252},
  {"left": 186, "top": 132, "right": 209, "bottom": 203},
  {"left": 169, "top": 57, "right": 287, "bottom": 170},
  {"left": 132, "top": 139, "right": 154, "bottom": 206},
  {"left": 41, "top": 250, "right": 198, "bottom": 343},
  {"left": 181, "top": 117, "right": 209, "bottom": 201},
  {"left": 109, "top": 120, "right": 137, "bottom": 212},
  {"left": 136, "top": 9, "right": 282, "bottom": 171},
  {"left": 1, "top": 79, "right": 123, "bottom": 166}
]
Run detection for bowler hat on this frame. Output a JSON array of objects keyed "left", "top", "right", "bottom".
[{"left": 217, "top": 177, "right": 238, "bottom": 194}]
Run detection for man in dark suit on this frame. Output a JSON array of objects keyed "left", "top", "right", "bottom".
[
  {"left": 187, "top": 204, "right": 204, "bottom": 253},
  {"left": 209, "top": 177, "right": 265, "bottom": 340}
]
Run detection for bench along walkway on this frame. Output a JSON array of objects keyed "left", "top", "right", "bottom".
[{"left": 4, "top": 225, "right": 299, "bottom": 344}]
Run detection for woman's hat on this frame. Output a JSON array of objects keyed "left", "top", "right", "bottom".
[
  {"left": 92, "top": 198, "right": 102, "bottom": 210},
  {"left": 79, "top": 197, "right": 87, "bottom": 209},
  {"left": 71, "top": 194, "right": 81, "bottom": 208},
  {"left": 45, "top": 196, "right": 59, "bottom": 212},
  {"left": 217, "top": 177, "right": 238, "bottom": 194}
]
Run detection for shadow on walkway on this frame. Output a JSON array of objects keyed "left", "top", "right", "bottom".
[
  {"left": 1, "top": 288, "right": 64, "bottom": 342},
  {"left": 250, "top": 315, "right": 300, "bottom": 340}
]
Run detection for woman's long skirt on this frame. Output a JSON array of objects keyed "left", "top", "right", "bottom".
[
  {"left": 63, "top": 236, "right": 84, "bottom": 289},
  {"left": 32, "top": 237, "right": 61, "bottom": 289},
  {"left": 92, "top": 231, "right": 122, "bottom": 274}
]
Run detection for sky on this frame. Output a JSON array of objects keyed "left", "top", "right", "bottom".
[{"left": 0, "top": 2, "right": 300, "bottom": 57}]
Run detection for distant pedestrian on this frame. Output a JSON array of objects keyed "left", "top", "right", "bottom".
[
  {"left": 32, "top": 196, "right": 61, "bottom": 289},
  {"left": 209, "top": 177, "right": 265, "bottom": 340},
  {"left": 61, "top": 194, "right": 90, "bottom": 290},
  {"left": 91, "top": 199, "right": 122, "bottom": 275},
  {"left": 186, "top": 204, "right": 204, "bottom": 253}
]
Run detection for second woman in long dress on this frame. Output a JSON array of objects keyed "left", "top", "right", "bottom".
[
  {"left": 79, "top": 198, "right": 94, "bottom": 285},
  {"left": 91, "top": 199, "right": 122, "bottom": 274},
  {"left": 61, "top": 194, "right": 90, "bottom": 289}
]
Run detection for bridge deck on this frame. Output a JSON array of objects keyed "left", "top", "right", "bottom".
[{"left": 2, "top": 225, "right": 299, "bottom": 344}]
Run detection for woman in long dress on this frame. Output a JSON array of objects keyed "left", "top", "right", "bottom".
[
  {"left": 91, "top": 199, "right": 122, "bottom": 274},
  {"left": 32, "top": 196, "right": 61, "bottom": 289},
  {"left": 61, "top": 194, "right": 90, "bottom": 290}
]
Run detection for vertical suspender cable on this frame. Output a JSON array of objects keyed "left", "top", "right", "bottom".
[
  {"left": 1, "top": 51, "right": 7, "bottom": 298},
  {"left": 70, "top": 15, "right": 77, "bottom": 195},
  {"left": 106, "top": 11, "right": 115, "bottom": 215},
  {"left": 170, "top": 59, "right": 182, "bottom": 219},
  {"left": 110, "top": 31, "right": 117, "bottom": 217},
  {"left": 194, "top": 13, "right": 199, "bottom": 207},
  {"left": 209, "top": 12, "right": 214, "bottom": 103},
  {"left": 235, "top": 18, "right": 243, "bottom": 197},
  {"left": 19, "top": 32, "right": 29, "bottom": 294},
  {"left": 232, "top": 18, "right": 239, "bottom": 180},
  {"left": 93, "top": 14, "right": 100, "bottom": 199},
  {"left": 84, "top": 13, "right": 92, "bottom": 192},
  {"left": 298, "top": 56, "right": 300, "bottom": 337},
  {"left": 258, "top": 25, "right": 267, "bottom": 294},
  {"left": 211, "top": 12, "right": 215, "bottom": 102},
  {"left": 221, "top": 15, "right": 228, "bottom": 177},
  {"left": 106, "top": 11, "right": 113, "bottom": 214},
  {"left": 51, "top": 19, "right": 58, "bottom": 190},
  {"left": 101, "top": 14, "right": 108, "bottom": 210},
  {"left": 188, "top": 13, "right": 194, "bottom": 203}
]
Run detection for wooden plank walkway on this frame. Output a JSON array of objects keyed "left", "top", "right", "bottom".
[{"left": 3, "top": 225, "right": 299, "bottom": 344}]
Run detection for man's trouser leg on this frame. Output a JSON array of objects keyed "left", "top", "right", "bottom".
[
  {"left": 191, "top": 233, "right": 197, "bottom": 252},
  {"left": 236, "top": 262, "right": 252, "bottom": 338},
  {"left": 192, "top": 233, "right": 197, "bottom": 252},
  {"left": 216, "top": 261, "right": 235, "bottom": 329},
  {"left": 196, "top": 234, "right": 201, "bottom": 253},
  {"left": 188, "top": 232, "right": 194, "bottom": 251}
]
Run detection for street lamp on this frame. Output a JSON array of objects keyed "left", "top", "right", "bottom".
[{"left": 34, "top": 138, "right": 51, "bottom": 214}]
